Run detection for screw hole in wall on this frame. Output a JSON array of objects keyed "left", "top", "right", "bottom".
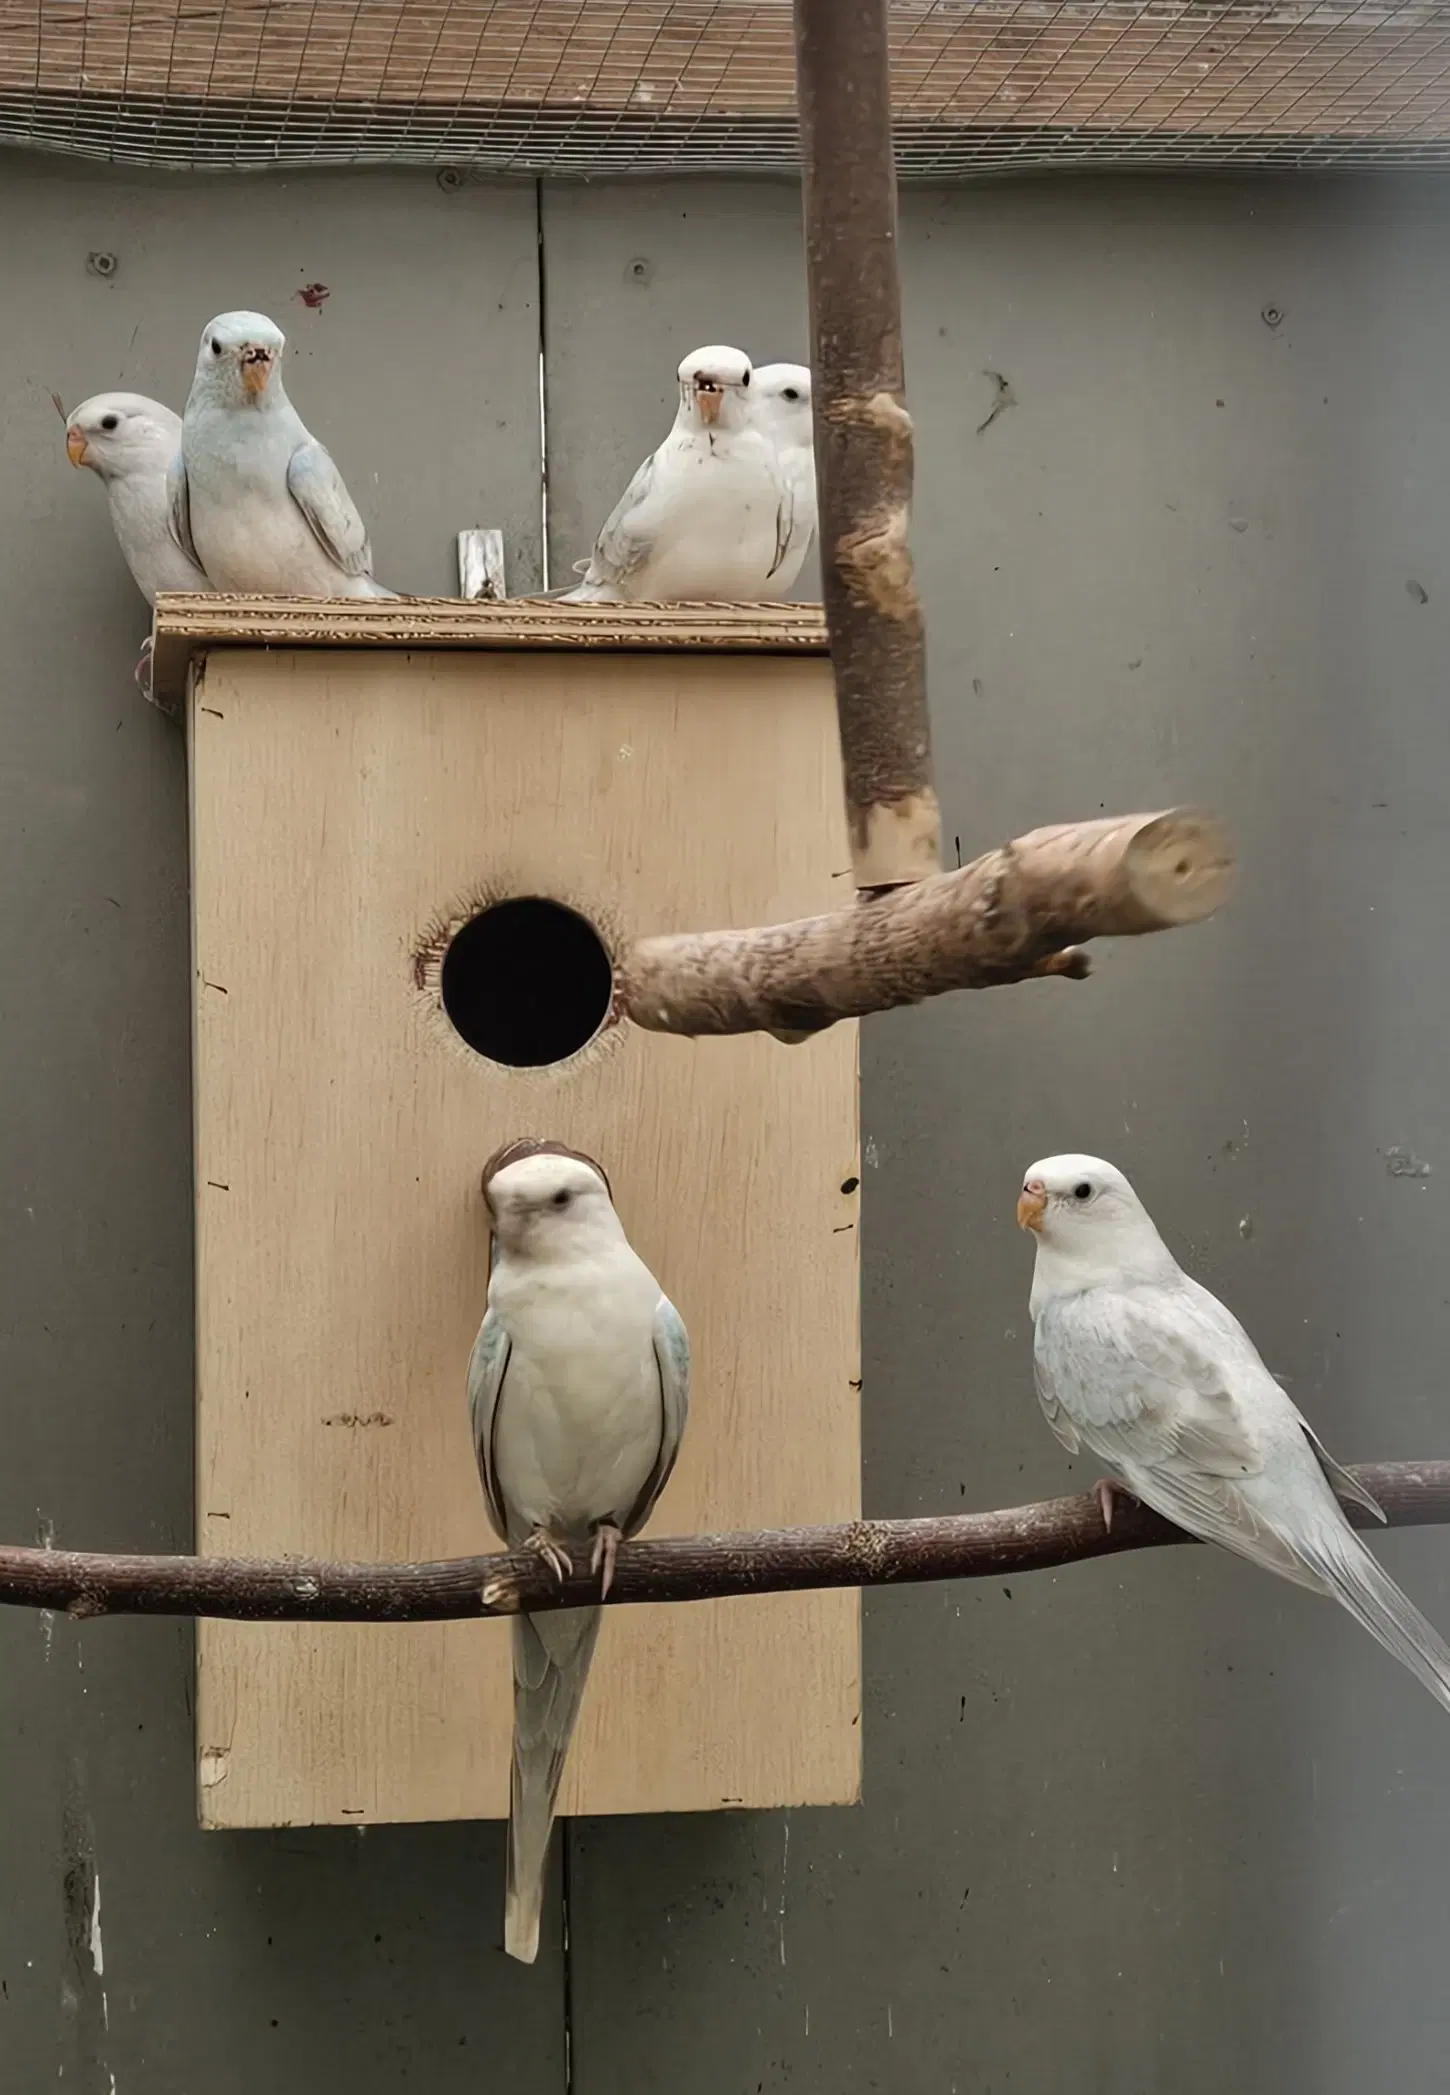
[{"left": 440, "top": 898, "right": 613, "bottom": 1068}]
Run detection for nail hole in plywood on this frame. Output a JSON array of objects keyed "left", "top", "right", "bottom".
[{"left": 440, "top": 897, "right": 613, "bottom": 1068}]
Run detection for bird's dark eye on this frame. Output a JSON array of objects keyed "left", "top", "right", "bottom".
[
  {"left": 1073, "top": 1182, "right": 1093, "bottom": 1201},
  {"left": 551, "top": 1189, "right": 571, "bottom": 1209},
  {"left": 210, "top": 338, "right": 222, "bottom": 355},
  {"left": 100, "top": 413, "right": 118, "bottom": 431},
  {"left": 783, "top": 387, "right": 800, "bottom": 402},
  {"left": 741, "top": 369, "right": 750, "bottom": 386}
]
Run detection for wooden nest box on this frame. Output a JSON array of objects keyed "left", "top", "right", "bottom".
[{"left": 156, "top": 595, "right": 862, "bottom": 1831}]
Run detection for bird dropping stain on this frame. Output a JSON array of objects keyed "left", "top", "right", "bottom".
[
  {"left": 976, "top": 371, "right": 1016, "bottom": 436},
  {"left": 37, "top": 1513, "right": 56, "bottom": 1659},
  {"left": 61, "top": 1799, "right": 97, "bottom": 1976},
  {"left": 60, "top": 1780, "right": 117, "bottom": 2085}
]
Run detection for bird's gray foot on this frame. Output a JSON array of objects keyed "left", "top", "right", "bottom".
[
  {"left": 590, "top": 1521, "right": 623, "bottom": 1600},
  {"left": 1095, "top": 1478, "right": 1134, "bottom": 1533},
  {"left": 521, "top": 1527, "right": 573, "bottom": 1586}
]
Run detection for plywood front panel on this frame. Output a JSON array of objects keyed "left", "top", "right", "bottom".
[{"left": 189, "top": 645, "right": 859, "bottom": 1829}]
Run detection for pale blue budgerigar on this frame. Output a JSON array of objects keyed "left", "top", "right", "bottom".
[
  {"left": 470, "top": 1141, "right": 690, "bottom": 1964},
  {"left": 561, "top": 344, "right": 803, "bottom": 602},
  {"left": 1020, "top": 1153, "right": 1450, "bottom": 1714},
  {"left": 67, "top": 391, "right": 209, "bottom": 703},
  {"left": 747, "top": 361, "right": 817, "bottom": 585},
  {"left": 169, "top": 310, "right": 397, "bottom": 599}
]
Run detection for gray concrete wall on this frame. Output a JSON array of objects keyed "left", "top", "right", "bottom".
[
  {"left": 4, "top": 152, "right": 1450, "bottom": 2090},
  {"left": 0, "top": 153, "right": 558, "bottom": 2092}
]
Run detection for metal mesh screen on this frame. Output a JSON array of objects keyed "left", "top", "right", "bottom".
[{"left": 4, "top": 1, "right": 1450, "bottom": 178}]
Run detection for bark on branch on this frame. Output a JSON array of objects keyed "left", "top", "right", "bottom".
[
  {"left": 795, "top": 0, "right": 940, "bottom": 890},
  {"left": 4, "top": 1463, "right": 1447, "bottom": 1625},
  {"left": 621, "top": 807, "right": 1235, "bottom": 1036}
]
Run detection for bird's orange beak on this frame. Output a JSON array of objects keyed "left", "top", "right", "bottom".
[
  {"left": 66, "top": 426, "right": 89, "bottom": 468},
  {"left": 241, "top": 345, "right": 276, "bottom": 395},
  {"left": 1016, "top": 1181, "right": 1048, "bottom": 1232},
  {"left": 693, "top": 376, "right": 723, "bottom": 426}
]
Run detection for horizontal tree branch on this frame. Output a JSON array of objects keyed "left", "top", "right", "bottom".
[
  {"left": 149, "top": 608, "right": 1234, "bottom": 1040},
  {"left": 621, "top": 806, "right": 1236, "bottom": 1036},
  {"left": 4, "top": 1463, "right": 1446, "bottom": 1626}
]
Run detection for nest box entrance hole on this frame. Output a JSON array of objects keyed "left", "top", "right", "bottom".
[{"left": 440, "top": 897, "right": 613, "bottom": 1068}]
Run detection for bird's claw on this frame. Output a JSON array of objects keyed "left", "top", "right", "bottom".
[
  {"left": 590, "top": 1522, "right": 623, "bottom": 1600},
  {"left": 1094, "top": 1478, "right": 1133, "bottom": 1533},
  {"left": 521, "top": 1528, "right": 573, "bottom": 1586},
  {"left": 133, "top": 636, "right": 179, "bottom": 718}
]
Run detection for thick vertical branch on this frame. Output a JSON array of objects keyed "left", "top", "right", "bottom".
[{"left": 794, "top": 0, "right": 941, "bottom": 891}]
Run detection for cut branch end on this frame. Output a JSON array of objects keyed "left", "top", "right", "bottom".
[
  {"left": 1117, "top": 807, "right": 1238, "bottom": 929},
  {"left": 622, "top": 805, "right": 1234, "bottom": 1037}
]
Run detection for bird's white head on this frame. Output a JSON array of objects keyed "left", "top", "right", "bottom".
[
  {"left": 750, "top": 362, "right": 812, "bottom": 448},
  {"left": 193, "top": 310, "right": 287, "bottom": 405},
  {"left": 65, "top": 392, "right": 182, "bottom": 481},
  {"left": 483, "top": 1142, "right": 619, "bottom": 1260},
  {"left": 677, "top": 344, "right": 753, "bottom": 432},
  {"left": 1017, "top": 1153, "right": 1177, "bottom": 1303}
]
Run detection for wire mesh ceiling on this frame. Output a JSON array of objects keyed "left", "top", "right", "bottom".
[{"left": 3, "top": 1, "right": 1450, "bottom": 179}]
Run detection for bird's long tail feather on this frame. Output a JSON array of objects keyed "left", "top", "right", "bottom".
[
  {"left": 506, "top": 1604, "right": 602, "bottom": 1964},
  {"left": 1300, "top": 1517, "right": 1450, "bottom": 1716}
]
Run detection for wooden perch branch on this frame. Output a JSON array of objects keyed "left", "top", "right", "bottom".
[
  {"left": 622, "top": 807, "right": 1235, "bottom": 1035},
  {"left": 4, "top": 1464, "right": 1447, "bottom": 1625},
  {"left": 795, "top": 0, "right": 940, "bottom": 891}
]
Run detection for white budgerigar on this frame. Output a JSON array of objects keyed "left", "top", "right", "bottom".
[
  {"left": 469, "top": 1141, "right": 690, "bottom": 1964},
  {"left": 66, "top": 393, "right": 208, "bottom": 604},
  {"left": 170, "top": 310, "right": 396, "bottom": 599},
  {"left": 561, "top": 344, "right": 801, "bottom": 603},
  {"left": 1020, "top": 1152, "right": 1450, "bottom": 1714},
  {"left": 748, "top": 361, "right": 817, "bottom": 587}
]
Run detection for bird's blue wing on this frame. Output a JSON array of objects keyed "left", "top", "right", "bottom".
[
  {"left": 286, "top": 438, "right": 373, "bottom": 580},
  {"left": 623, "top": 1294, "right": 691, "bottom": 1538},
  {"left": 167, "top": 447, "right": 201, "bottom": 568},
  {"left": 579, "top": 451, "right": 660, "bottom": 589},
  {"left": 1036, "top": 1286, "right": 1261, "bottom": 1477},
  {"left": 768, "top": 453, "right": 817, "bottom": 579},
  {"left": 767, "top": 478, "right": 797, "bottom": 579},
  {"left": 466, "top": 1308, "right": 513, "bottom": 1546},
  {"left": 1035, "top": 1286, "right": 1316, "bottom": 1582}
]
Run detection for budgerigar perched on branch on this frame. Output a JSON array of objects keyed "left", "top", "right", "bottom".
[
  {"left": 1020, "top": 1152, "right": 1450, "bottom": 1715},
  {"left": 469, "top": 1141, "right": 690, "bottom": 1963}
]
